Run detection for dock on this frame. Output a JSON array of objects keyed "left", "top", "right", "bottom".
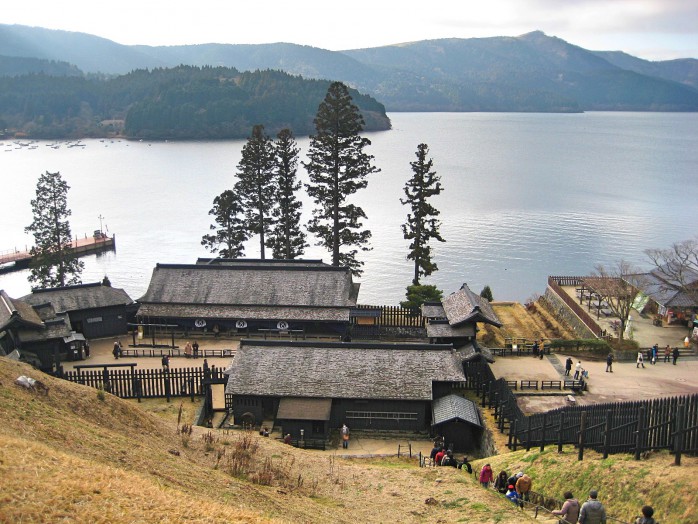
[{"left": 0, "top": 234, "right": 116, "bottom": 273}]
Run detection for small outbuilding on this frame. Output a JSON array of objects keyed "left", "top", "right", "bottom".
[{"left": 431, "top": 394, "right": 483, "bottom": 452}]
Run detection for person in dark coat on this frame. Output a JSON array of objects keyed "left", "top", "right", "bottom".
[
  {"left": 605, "top": 353, "right": 614, "bottom": 372},
  {"left": 635, "top": 505, "right": 656, "bottom": 524},
  {"left": 672, "top": 346, "right": 680, "bottom": 365},
  {"left": 192, "top": 340, "right": 199, "bottom": 358},
  {"left": 565, "top": 357, "right": 573, "bottom": 376},
  {"left": 494, "top": 470, "right": 509, "bottom": 494}
]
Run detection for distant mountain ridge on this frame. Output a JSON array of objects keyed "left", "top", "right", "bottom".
[{"left": 1, "top": 24, "right": 697, "bottom": 112}]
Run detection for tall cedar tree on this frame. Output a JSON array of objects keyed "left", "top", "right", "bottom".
[
  {"left": 268, "top": 129, "right": 307, "bottom": 259},
  {"left": 235, "top": 124, "right": 276, "bottom": 259},
  {"left": 201, "top": 189, "right": 249, "bottom": 258},
  {"left": 401, "top": 143, "right": 445, "bottom": 285},
  {"left": 25, "top": 171, "right": 84, "bottom": 287},
  {"left": 303, "top": 82, "right": 380, "bottom": 275}
]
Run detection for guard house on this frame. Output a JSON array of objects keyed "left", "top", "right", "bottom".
[
  {"left": 0, "top": 290, "right": 82, "bottom": 371},
  {"left": 21, "top": 281, "right": 137, "bottom": 339},
  {"left": 136, "top": 259, "right": 360, "bottom": 338},
  {"left": 422, "top": 283, "right": 502, "bottom": 349},
  {"left": 432, "top": 394, "right": 483, "bottom": 452},
  {"left": 626, "top": 265, "right": 698, "bottom": 325},
  {"left": 224, "top": 340, "right": 467, "bottom": 441}
]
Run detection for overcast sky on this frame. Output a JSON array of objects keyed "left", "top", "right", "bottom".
[{"left": 5, "top": 0, "right": 697, "bottom": 60}]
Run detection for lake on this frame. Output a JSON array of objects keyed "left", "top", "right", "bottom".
[{"left": 1, "top": 112, "right": 697, "bottom": 305}]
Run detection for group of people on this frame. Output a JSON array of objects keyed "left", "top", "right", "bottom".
[
  {"left": 429, "top": 440, "right": 472, "bottom": 471},
  {"left": 183, "top": 341, "right": 200, "bottom": 358},
  {"left": 485, "top": 469, "right": 532, "bottom": 507},
  {"left": 638, "top": 344, "right": 680, "bottom": 368},
  {"left": 566, "top": 358, "right": 589, "bottom": 380}
]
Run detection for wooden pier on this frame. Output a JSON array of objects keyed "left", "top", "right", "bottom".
[{"left": 0, "top": 234, "right": 116, "bottom": 273}]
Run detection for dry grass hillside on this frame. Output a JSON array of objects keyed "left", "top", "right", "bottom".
[
  {"left": 480, "top": 301, "right": 577, "bottom": 347},
  {"left": 0, "top": 358, "right": 533, "bottom": 523}
]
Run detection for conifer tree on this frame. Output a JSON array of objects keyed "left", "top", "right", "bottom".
[
  {"left": 235, "top": 124, "right": 276, "bottom": 259},
  {"left": 303, "top": 82, "right": 380, "bottom": 275},
  {"left": 480, "top": 285, "right": 494, "bottom": 302},
  {"left": 268, "top": 128, "right": 307, "bottom": 259},
  {"left": 401, "top": 143, "right": 445, "bottom": 285},
  {"left": 201, "top": 189, "right": 249, "bottom": 258},
  {"left": 25, "top": 171, "right": 84, "bottom": 288}
]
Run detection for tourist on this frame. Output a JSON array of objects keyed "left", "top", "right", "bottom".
[
  {"left": 565, "top": 357, "right": 573, "bottom": 376},
  {"left": 430, "top": 442, "right": 441, "bottom": 462},
  {"left": 192, "top": 340, "right": 200, "bottom": 358},
  {"left": 505, "top": 485, "right": 520, "bottom": 506},
  {"left": 551, "top": 491, "right": 580, "bottom": 524},
  {"left": 202, "top": 358, "right": 210, "bottom": 378},
  {"left": 283, "top": 433, "right": 292, "bottom": 444},
  {"left": 184, "top": 341, "right": 193, "bottom": 358},
  {"left": 636, "top": 351, "right": 645, "bottom": 368},
  {"left": 515, "top": 472, "right": 532, "bottom": 504},
  {"left": 479, "top": 463, "right": 494, "bottom": 488},
  {"left": 578, "top": 490, "right": 606, "bottom": 524},
  {"left": 532, "top": 340, "right": 539, "bottom": 357},
  {"left": 634, "top": 505, "right": 656, "bottom": 524},
  {"left": 442, "top": 450, "right": 458, "bottom": 467},
  {"left": 161, "top": 354, "right": 170, "bottom": 371},
  {"left": 664, "top": 345, "right": 671, "bottom": 363},
  {"left": 341, "top": 423, "right": 350, "bottom": 449},
  {"left": 651, "top": 344, "right": 659, "bottom": 364},
  {"left": 434, "top": 447, "right": 446, "bottom": 465},
  {"left": 605, "top": 353, "right": 614, "bottom": 373},
  {"left": 112, "top": 340, "right": 121, "bottom": 360},
  {"left": 574, "top": 360, "right": 582, "bottom": 379},
  {"left": 494, "top": 470, "right": 509, "bottom": 494},
  {"left": 673, "top": 346, "right": 680, "bottom": 365},
  {"left": 84, "top": 340, "right": 90, "bottom": 358}
]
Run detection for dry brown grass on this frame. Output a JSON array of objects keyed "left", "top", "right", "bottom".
[
  {"left": 481, "top": 301, "right": 576, "bottom": 347},
  {"left": 0, "top": 358, "right": 534, "bottom": 523}
]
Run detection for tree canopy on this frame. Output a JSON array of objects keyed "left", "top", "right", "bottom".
[{"left": 201, "top": 189, "right": 249, "bottom": 258}]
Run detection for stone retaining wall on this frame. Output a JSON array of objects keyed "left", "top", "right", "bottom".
[{"left": 543, "top": 287, "right": 596, "bottom": 339}]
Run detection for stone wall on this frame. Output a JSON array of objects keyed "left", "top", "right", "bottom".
[{"left": 543, "top": 287, "right": 596, "bottom": 339}]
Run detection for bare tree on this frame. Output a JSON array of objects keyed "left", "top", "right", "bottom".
[
  {"left": 645, "top": 236, "right": 698, "bottom": 305},
  {"left": 587, "top": 260, "right": 641, "bottom": 341}
]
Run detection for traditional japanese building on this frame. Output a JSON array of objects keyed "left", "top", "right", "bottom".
[
  {"left": 224, "top": 340, "right": 467, "bottom": 441},
  {"left": 136, "top": 259, "right": 360, "bottom": 338},
  {"left": 431, "top": 394, "right": 483, "bottom": 452},
  {"left": 21, "top": 281, "right": 137, "bottom": 339}
]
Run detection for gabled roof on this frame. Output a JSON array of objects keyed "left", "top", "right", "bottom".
[
  {"left": 0, "top": 290, "right": 43, "bottom": 331},
  {"left": 225, "top": 341, "right": 465, "bottom": 401},
  {"left": 421, "top": 302, "right": 447, "bottom": 319},
  {"left": 457, "top": 342, "right": 495, "bottom": 364},
  {"left": 426, "top": 320, "right": 476, "bottom": 339},
  {"left": 138, "top": 260, "right": 359, "bottom": 308},
  {"left": 626, "top": 271, "right": 698, "bottom": 309},
  {"left": 432, "top": 394, "right": 482, "bottom": 427},
  {"left": 21, "top": 282, "right": 134, "bottom": 313},
  {"left": 442, "top": 284, "right": 502, "bottom": 327}
]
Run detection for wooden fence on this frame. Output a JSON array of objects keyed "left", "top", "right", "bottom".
[
  {"left": 462, "top": 361, "right": 698, "bottom": 461},
  {"left": 60, "top": 366, "right": 226, "bottom": 401},
  {"left": 353, "top": 305, "right": 425, "bottom": 328},
  {"left": 547, "top": 276, "right": 604, "bottom": 337}
]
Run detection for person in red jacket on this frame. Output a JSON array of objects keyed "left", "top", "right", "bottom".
[
  {"left": 479, "top": 463, "right": 494, "bottom": 488},
  {"left": 434, "top": 447, "right": 445, "bottom": 466}
]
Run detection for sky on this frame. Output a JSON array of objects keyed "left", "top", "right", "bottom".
[{"left": 4, "top": 0, "right": 698, "bottom": 60}]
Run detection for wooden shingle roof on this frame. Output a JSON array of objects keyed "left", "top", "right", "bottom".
[
  {"left": 225, "top": 341, "right": 465, "bottom": 401},
  {"left": 442, "top": 284, "right": 502, "bottom": 327},
  {"left": 138, "top": 261, "right": 359, "bottom": 308},
  {"left": 426, "top": 320, "right": 475, "bottom": 339},
  {"left": 0, "top": 290, "right": 43, "bottom": 330},
  {"left": 21, "top": 282, "right": 134, "bottom": 313},
  {"left": 136, "top": 303, "right": 350, "bottom": 322},
  {"left": 432, "top": 394, "right": 482, "bottom": 427}
]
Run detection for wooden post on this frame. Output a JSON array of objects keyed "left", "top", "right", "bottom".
[
  {"left": 674, "top": 404, "right": 685, "bottom": 466},
  {"left": 171, "top": 331, "right": 175, "bottom": 349},
  {"left": 164, "top": 369, "right": 171, "bottom": 403},
  {"left": 634, "top": 406, "right": 646, "bottom": 461},
  {"left": 190, "top": 377, "right": 195, "bottom": 402},
  {"left": 557, "top": 411, "right": 565, "bottom": 453},
  {"left": 481, "top": 381, "right": 487, "bottom": 407},
  {"left": 578, "top": 411, "right": 587, "bottom": 461},
  {"left": 499, "top": 399, "right": 506, "bottom": 433},
  {"left": 540, "top": 413, "right": 547, "bottom": 452},
  {"left": 526, "top": 417, "right": 532, "bottom": 451},
  {"left": 509, "top": 418, "right": 517, "bottom": 450},
  {"left": 603, "top": 410, "right": 613, "bottom": 459}
]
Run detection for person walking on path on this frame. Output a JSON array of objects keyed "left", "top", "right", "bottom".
[
  {"left": 161, "top": 354, "right": 170, "bottom": 371},
  {"left": 579, "top": 490, "right": 606, "bottom": 524},
  {"left": 664, "top": 344, "right": 671, "bottom": 363},
  {"left": 565, "top": 357, "right": 573, "bottom": 376},
  {"left": 184, "top": 341, "right": 193, "bottom": 358},
  {"left": 479, "top": 463, "right": 494, "bottom": 488},
  {"left": 634, "top": 505, "right": 656, "bottom": 524},
  {"left": 605, "top": 353, "right": 614, "bottom": 372},
  {"left": 515, "top": 472, "right": 532, "bottom": 504},
  {"left": 341, "top": 424, "right": 350, "bottom": 449},
  {"left": 551, "top": 491, "right": 580, "bottom": 524},
  {"left": 637, "top": 352, "right": 645, "bottom": 368},
  {"left": 192, "top": 341, "right": 200, "bottom": 358},
  {"left": 574, "top": 360, "right": 582, "bottom": 379},
  {"left": 494, "top": 470, "right": 509, "bottom": 494},
  {"left": 672, "top": 346, "right": 680, "bottom": 365},
  {"left": 505, "top": 485, "right": 520, "bottom": 506},
  {"left": 651, "top": 344, "right": 658, "bottom": 364},
  {"left": 112, "top": 340, "right": 121, "bottom": 360}
]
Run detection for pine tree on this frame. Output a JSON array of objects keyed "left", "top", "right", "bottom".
[
  {"left": 25, "top": 171, "right": 84, "bottom": 288},
  {"left": 303, "top": 81, "right": 380, "bottom": 275},
  {"left": 268, "top": 128, "right": 307, "bottom": 259},
  {"left": 201, "top": 189, "right": 249, "bottom": 258},
  {"left": 480, "top": 285, "right": 494, "bottom": 302},
  {"left": 401, "top": 143, "right": 445, "bottom": 285},
  {"left": 235, "top": 124, "right": 276, "bottom": 259}
]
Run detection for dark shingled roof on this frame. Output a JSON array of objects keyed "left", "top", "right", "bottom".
[
  {"left": 421, "top": 302, "right": 447, "bottom": 319},
  {"left": 442, "top": 284, "right": 502, "bottom": 327},
  {"left": 21, "top": 282, "right": 134, "bottom": 313},
  {"left": 276, "top": 397, "right": 332, "bottom": 421},
  {"left": 457, "top": 342, "right": 495, "bottom": 363},
  {"left": 432, "top": 394, "right": 482, "bottom": 427},
  {"left": 426, "top": 320, "right": 475, "bottom": 339},
  {"left": 0, "top": 290, "right": 43, "bottom": 330},
  {"left": 138, "top": 261, "right": 359, "bottom": 308},
  {"left": 137, "top": 303, "right": 350, "bottom": 322},
  {"left": 225, "top": 341, "right": 465, "bottom": 401},
  {"left": 626, "top": 270, "right": 698, "bottom": 309}
]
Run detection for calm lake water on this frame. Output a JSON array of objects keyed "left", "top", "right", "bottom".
[{"left": 1, "top": 112, "right": 697, "bottom": 305}]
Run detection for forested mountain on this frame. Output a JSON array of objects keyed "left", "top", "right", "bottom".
[
  {"left": 1, "top": 24, "right": 698, "bottom": 117},
  {"left": 0, "top": 66, "right": 390, "bottom": 139}
]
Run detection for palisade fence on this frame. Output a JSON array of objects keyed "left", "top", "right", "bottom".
[
  {"left": 350, "top": 305, "right": 425, "bottom": 338},
  {"left": 60, "top": 366, "right": 226, "bottom": 401},
  {"left": 462, "top": 361, "right": 698, "bottom": 462}
]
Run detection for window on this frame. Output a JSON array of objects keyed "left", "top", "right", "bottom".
[
  {"left": 345, "top": 411, "right": 418, "bottom": 421},
  {"left": 86, "top": 316, "right": 103, "bottom": 324}
]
